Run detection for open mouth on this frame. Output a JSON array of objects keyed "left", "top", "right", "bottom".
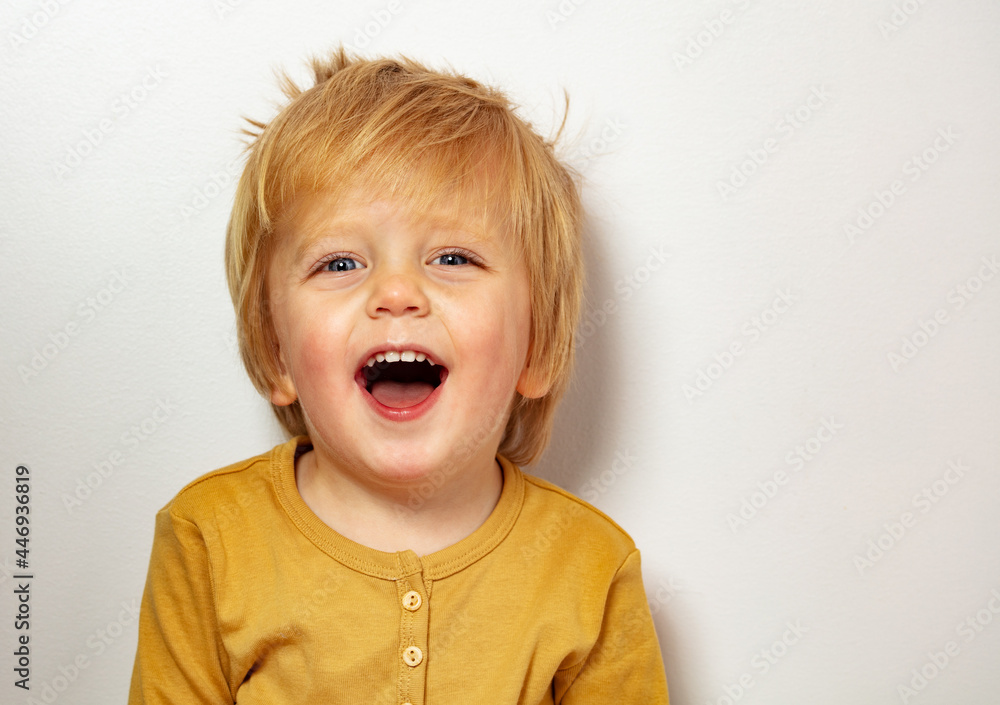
[{"left": 358, "top": 350, "right": 447, "bottom": 409}]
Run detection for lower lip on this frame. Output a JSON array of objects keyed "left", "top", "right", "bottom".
[{"left": 354, "top": 369, "right": 448, "bottom": 422}]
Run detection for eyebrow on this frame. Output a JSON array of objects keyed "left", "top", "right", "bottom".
[
  {"left": 287, "top": 211, "right": 492, "bottom": 266},
  {"left": 289, "top": 223, "right": 363, "bottom": 267}
]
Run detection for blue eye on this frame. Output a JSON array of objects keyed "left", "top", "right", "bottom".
[
  {"left": 434, "top": 253, "right": 469, "bottom": 266},
  {"left": 325, "top": 257, "right": 362, "bottom": 272}
]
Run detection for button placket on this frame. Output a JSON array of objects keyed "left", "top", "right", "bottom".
[
  {"left": 395, "top": 553, "right": 430, "bottom": 705},
  {"left": 403, "top": 645, "right": 423, "bottom": 667},
  {"left": 402, "top": 590, "right": 422, "bottom": 611}
]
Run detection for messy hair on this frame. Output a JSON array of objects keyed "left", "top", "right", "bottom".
[{"left": 225, "top": 46, "right": 583, "bottom": 465}]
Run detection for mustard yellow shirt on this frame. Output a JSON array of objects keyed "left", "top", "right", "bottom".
[{"left": 129, "top": 436, "right": 669, "bottom": 703}]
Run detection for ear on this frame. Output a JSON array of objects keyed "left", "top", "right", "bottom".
[
  {"left": 516, "top": 359, "right": 551, "bottom": 399},
  {"left": 269, "top": 347, "right": 298, "bottom": 406}
]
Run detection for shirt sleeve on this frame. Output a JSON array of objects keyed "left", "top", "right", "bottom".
[
  {"left": 555, "top": 549, "right": 670, "bottom": 704},
  {"left": 128, "top": 507, "right": 234, "bottom": 704}
]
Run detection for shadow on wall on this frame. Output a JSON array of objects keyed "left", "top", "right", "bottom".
[
  {"left": 530, "top": 210, "right": 681, "bottom": 692},
  {"left": 531, "top": 212, "right": 620, "bottom": 493}
]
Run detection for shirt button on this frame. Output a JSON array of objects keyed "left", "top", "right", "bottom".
[
  {"left": 402, "top": 590, "right": 422, "bottom": 611},
  {"left": 402, "top": 645, "right": 423, "bottom": 667}
]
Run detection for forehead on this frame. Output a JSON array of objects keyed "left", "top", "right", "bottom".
[{"left": 271, "top": 178, "right": 516, "bottom": 259}]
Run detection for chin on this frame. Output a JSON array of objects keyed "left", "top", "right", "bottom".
[{"left": 366, "top": 443, "right": 456, "bottom": 483}]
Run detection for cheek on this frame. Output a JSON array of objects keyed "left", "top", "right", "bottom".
[
  {"left": 285, "top": 311, "right": 347, "bottom": 383},
  {"left": 501, "top": 278, "right": 533, "bottom": 363},
  {"left": 454, "top": 290, "right": 531, "bottom": 377}
]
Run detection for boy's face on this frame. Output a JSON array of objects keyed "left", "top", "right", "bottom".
[{"left": 266, "top": 183, "right": 546, "bottom": 485}]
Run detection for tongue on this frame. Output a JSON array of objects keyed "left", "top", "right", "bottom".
[{"left": 370, "top": 380, "right": 435, "bottom": 408}]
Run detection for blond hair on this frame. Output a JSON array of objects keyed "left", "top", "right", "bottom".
[{"left": 225, "top": 47, "right": 583, "bottom": 465}]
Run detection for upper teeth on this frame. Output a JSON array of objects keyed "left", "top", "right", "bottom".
[{"left": 366, "top": 350, "right": 434, "bottom": 367}]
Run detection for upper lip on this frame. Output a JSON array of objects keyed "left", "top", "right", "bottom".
[{"left": 356, "top": 344, "right": 447, "bottom": 370}]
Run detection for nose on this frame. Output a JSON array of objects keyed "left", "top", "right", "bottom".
[{"left": 366, "top": 265, "right": 430, "bottom": 318}]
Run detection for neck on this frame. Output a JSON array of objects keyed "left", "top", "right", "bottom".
[{"left": 294, "top": 447, "right": 504, "bottom": 556}]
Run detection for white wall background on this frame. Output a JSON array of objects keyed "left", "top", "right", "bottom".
[{"left": 2, "top": 0, "right": 998, "bottom": 703}]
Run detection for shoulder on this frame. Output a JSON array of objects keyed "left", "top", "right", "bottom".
[
  {"left": 158, "top": 436, "right": 301, "bottom": 527},
  {"left": 515, "top": 469, "right": 637, "bottom": 566}
]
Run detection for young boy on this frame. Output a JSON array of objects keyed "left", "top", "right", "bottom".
[{"left": 129, "top": 47, "right": 669, "bottom": 703}]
